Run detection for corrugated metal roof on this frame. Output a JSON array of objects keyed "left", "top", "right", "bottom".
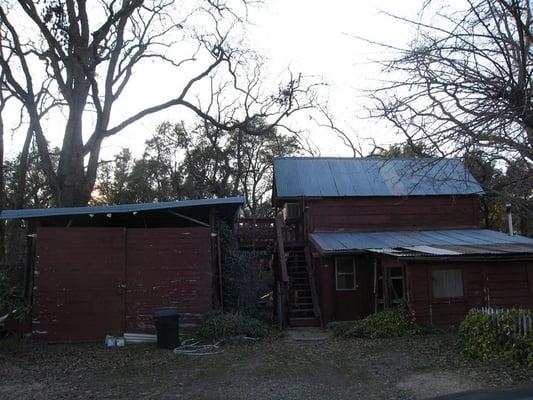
[
  {"left": 274, "top": 157, "right": 483, "bottom": 198},
  {"left": 0, "top": 197, "right": 245, "bottom": 220},
  {"left": 310, "top": 229, "right": 533, "bottom": 256}
]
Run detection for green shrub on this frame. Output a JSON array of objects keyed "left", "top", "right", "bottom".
[
  {"left": 459, "top": 309, "right": 533, "bottom": 368},
  {"left": 333, "top": 306, "right": 416, "bottom": 339},
  {"left": 459, "top": 310, "right": 500, "bottom": 361},
  {"left": 196, "top": 311, "right": 273, "bottom": 341}
]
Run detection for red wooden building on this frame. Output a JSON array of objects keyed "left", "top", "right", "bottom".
[
  {"left": 0, "top": 197, "right": 244, "bottom": 342},
  {"left": 272, "top": 158, "right": 533, "bottom": 327}
]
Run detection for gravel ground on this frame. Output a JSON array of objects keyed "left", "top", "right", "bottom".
[{"left": 0, "top": 333, "right": 531, "bottom": 400}]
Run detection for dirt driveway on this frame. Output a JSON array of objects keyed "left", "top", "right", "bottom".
[{"left": 0, "top": 333, "right": 530, "bottom": 400}]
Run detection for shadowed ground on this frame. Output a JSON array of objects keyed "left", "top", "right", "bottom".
[{"left": 1, "top": 333, "right": 531, "bottom": 400}]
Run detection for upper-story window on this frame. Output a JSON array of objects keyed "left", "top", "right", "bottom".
[{"left": 335, "top": 256, "right": 356, "bottom": 291}]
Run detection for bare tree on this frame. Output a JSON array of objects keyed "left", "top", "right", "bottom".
[
  {"left": 371, "top": 0, "right": 533, "bottom": 170},
  {"left": 0, "top": 0, "right": 320, "bottom": 206},
  {"left": 0, "top": 69, "right": 8, "bottom": 261}
]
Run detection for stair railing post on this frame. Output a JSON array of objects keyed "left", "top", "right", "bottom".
[{"left": 275, "top": 213, "right": 289, "bottom": 328}]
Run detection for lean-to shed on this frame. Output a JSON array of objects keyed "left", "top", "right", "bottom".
[{"left": 0, "top": 197, "right": 244, "bottom": 342}]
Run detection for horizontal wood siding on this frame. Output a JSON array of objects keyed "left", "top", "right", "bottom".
[
  {"left": 406, "top": 265, "right": 431, "bottom": 324},
  {"left": 317, "top": 256, "right": 335, "bottom": 324},
  {"left": 306, "top": 196, "right": 479, "bottom": 231},
  {"left": 406, "top": 260, "right": 533, "bottom": 326}
]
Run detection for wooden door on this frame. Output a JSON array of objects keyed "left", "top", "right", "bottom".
[
  {"left": 333, "top": 256, "right": 373, "bottom": 320},
  {"left": 33, "top": 227, "right": 126, "bottom": 342},
  {"left": 124, "top": 228, "right": 212, "bottom": 333}
]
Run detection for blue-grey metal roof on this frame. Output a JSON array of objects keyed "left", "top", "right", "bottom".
[
  {"left": 0, "top": 197, "right": 245, "bottom": 220},
  {"left": 274, "top": 157, "right": 483, "bottom": 198},
  {"left": 310, "top": 229, "right": 533, "bottom": 256}
]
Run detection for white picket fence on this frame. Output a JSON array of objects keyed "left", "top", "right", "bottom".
[{"left": 476, "top": 307, "right": 533, "bottom": 337}]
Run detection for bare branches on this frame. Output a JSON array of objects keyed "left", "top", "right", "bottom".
[
  {"left": 371, "top": 0, "right": 533, "bottom": 169},
  {"left": 1, "top": 0, "right": 322, "bottom": 206}
]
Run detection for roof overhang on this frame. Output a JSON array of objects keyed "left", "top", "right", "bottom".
[
  {"left": 310, "top": 229, "right": 533, "bottom": 258},
  {"left": 0, "top": 197, "right": 245, "bottom": 221}
]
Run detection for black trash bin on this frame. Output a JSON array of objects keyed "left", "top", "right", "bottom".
[{"left": 154, "top": 308, "right": 180, "bottom": 349}]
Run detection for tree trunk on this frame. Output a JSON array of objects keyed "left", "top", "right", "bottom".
[
  {"left": 56, "top": 100, "right": 91, "bottom": 207},
  {"left": 15, "top": 127, "right": 33, "bottom": 210},
  {"left": 0, "top": 104, "right": 5, "bottom": 263}
]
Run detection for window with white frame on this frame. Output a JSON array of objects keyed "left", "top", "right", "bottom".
[
  {"left": 432, "top": 269, "right": 464, "bottom": 298},
  {"left": 335, "top": 256, "right": 356, "bottom": 290}
]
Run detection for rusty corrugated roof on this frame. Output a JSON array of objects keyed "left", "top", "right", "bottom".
[{"left": 310, "top": 229, "right": 533, "bottom": 256}]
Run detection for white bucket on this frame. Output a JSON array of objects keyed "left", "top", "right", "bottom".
[{"left": 105, "top": 335, "right": 116, "bottom": 347}]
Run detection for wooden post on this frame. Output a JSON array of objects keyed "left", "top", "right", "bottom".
[
  {"left": 217, "top": 218, "right": 223, "bottom": 310},
  {"left": 275, "top": 214, "right": 289, "bottom": 327},
  {"left": 209, "top": 208, "right": 219, "bottom": 308},
  {"left": 373, "top": 257, "right": 378, "bottom": 314}
]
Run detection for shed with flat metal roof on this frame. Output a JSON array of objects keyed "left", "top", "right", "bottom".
[{"left": 14, "top": 196, "right": 244, "bottom": 343}]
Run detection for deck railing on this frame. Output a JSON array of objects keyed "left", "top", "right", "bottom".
[
  {"left": 476, "top": 307, "right": 533, "bottom": 337},
  {"left": 235, "top": 218, "right": 275, "bottom": 250}
]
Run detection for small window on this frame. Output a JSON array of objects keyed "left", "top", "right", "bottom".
[
  {"left": 335, "top": 256, "right": 356, "bottom": 290},
  {"left": 432, "top": 269, "right": 463, "bottom": 298}
]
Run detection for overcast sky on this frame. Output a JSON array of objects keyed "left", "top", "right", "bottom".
[
  {"left": 246, "top": 0, "right": 424, "bottom": 156},
  {"left": 3, "top": 0, "right": 425, "bottom": 160}
]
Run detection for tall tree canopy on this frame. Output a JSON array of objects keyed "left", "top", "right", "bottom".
[
  {"left": 96, "top": 119, "right": 298, "bottom": 217},
  {"left": 0, "top": 0, "right": 319, "bottom": 206}
]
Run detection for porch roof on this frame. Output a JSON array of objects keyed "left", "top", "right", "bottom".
[{"left": 310, "top": 229, "right": 533, "bottom": 257}]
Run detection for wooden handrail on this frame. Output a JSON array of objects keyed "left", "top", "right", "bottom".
[{"left": 275, "top": 214, "right": 289, "bottom": 283}]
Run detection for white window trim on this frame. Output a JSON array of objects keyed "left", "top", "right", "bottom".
[{"left": 335, "top": 256, "right": 357, "bottom": 291}]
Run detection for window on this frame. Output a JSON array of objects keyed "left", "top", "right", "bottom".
[
  {"left": 335, "top": 256, "right": 356, "bottom": 290},
  {"left": 432, "top": 269, "right": 463, "bottom": 298},
  {"left": 389, "top": 267, "right": 405, "bottom": 303}
]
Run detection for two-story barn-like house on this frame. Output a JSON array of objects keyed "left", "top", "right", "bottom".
[{"left": 272, "top": 157, "right": 533, "bottom": 327}]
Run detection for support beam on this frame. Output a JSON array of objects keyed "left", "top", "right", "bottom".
[{"left": 165, "top": 210, "right": 209, "bottom": 227}]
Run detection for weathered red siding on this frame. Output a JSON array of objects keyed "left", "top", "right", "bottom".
[
  {"left": 33, "top": 226, "right": 212, "bottom": 342},
  {"left": 33, "top": 228, "right": 126, "bottom": 342},
  {"left": 406, "top": 260, "right": 533, "bottom": 326},
  {"left": 305, "top": 196, "right": 480, "bottom": 232},
  {"left": 125, "top": 228, "right": 212, "bottom": 333}
]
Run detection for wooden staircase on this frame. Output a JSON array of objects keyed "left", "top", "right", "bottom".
[
  {"left": 275, "top": 213, "right": 321, "bottom": 328},
  {"left": 286, "top": 247, "right": 320, "bottom": 326}
]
